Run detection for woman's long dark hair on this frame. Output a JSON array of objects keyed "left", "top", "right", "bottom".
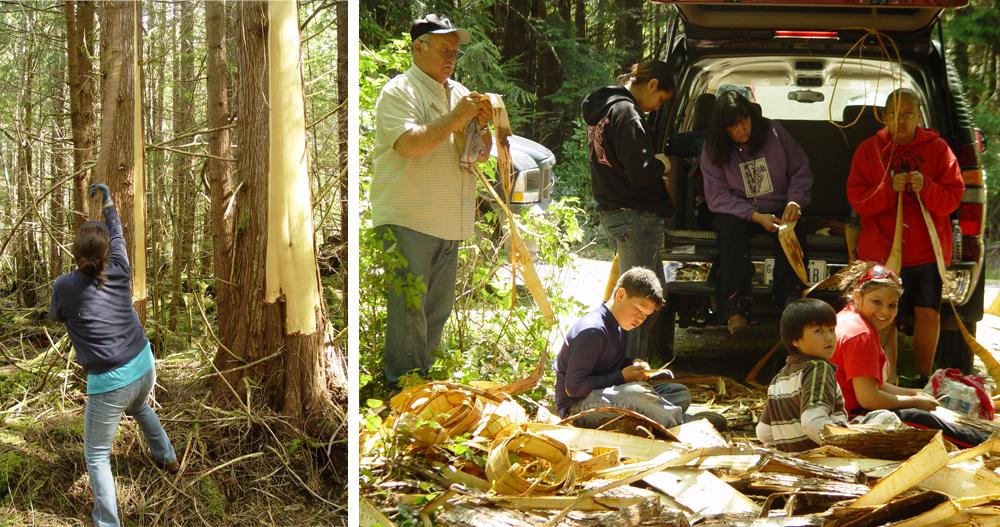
[
  {"left": 704, "top": 90, "right": 770, "bottom": 166},
  {"left": 73, "top": 222, "right": 110, "bottom": 286}
]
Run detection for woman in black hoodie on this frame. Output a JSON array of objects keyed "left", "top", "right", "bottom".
[{"left": 582, "top": 61, "right": 675, "bottom": 362}]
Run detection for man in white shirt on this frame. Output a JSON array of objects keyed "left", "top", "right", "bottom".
[{"left": 372, "top": 14, "right": 492, "bottom": 387}]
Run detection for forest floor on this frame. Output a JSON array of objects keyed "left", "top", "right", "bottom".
[{"left": 0, "top": 315, "right": 346, "bottom": 527}]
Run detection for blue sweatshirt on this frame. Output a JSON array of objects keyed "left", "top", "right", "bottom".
[
  {"left": 701, "top": 120, "right": 813, "bottom": 221},
  {"left": 50, "top": 206, "right": 148, "bottom": 374},
  {"left": 554, "top": 304, "right": 634, "bottom": 417}
]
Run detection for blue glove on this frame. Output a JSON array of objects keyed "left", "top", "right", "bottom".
[{"left": 88, "top": 183, "right": 113, "bottom": 208}]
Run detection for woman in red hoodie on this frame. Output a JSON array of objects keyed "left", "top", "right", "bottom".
[{"left": 846, "top": 88, "right": 964, "bottom": 382}]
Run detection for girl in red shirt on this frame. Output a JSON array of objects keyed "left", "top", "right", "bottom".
[{"left": 831, "top": 261, "right": 985, "bottom": 447}]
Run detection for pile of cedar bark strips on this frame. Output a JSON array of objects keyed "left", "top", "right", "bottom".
[{"left": 361, "top": 371, "right": 1000, "bottom": 527}]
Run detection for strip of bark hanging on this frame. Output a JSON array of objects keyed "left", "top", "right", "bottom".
[
  {"left": 603, "top": 253, "right": 620, "bottom": 302},
  {"left": 265, "top": 0, "right": 320, "bottom": 334},
  {"left": 885, "top": 192, "right": 904, "bottom": 272},
  {"left": 475, "top": 168, "right": 555, "bottom": 324},
  {"left": 907, "top": 195, "right": 1000, "bottom": 392},
  {"left": 778, "top": 220, "right": 808, "bottom": 284},
  {"left": 130, "top": 0, "right": 146, "bottom": 305}
]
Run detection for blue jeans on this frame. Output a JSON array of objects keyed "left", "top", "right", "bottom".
[
  {"left": 599, "top": 209, "right": 667, "bottom": 362},
  {"left": 566, "top": 381, "right": 691, "bottom": 428},
  {"left": 85, "top": 368, "right": 176, "bottom": 527},
  {"left": 377, "top": 224, "right": 460, "bottom": 386}
]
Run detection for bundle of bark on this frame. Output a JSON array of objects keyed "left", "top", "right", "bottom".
[{"left": 362, "top": 380, "right": 1000, "bottom": 527}]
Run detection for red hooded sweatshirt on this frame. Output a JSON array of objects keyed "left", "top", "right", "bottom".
[{"left": 847, "top": 127, "right": 964, "bottom": 267}]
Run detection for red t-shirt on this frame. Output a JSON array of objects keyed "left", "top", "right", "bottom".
[{"left": 831, "top": 305, "right": 887, "bottom": 413}]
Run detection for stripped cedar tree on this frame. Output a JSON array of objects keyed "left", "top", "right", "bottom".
[{"left": 214, "top": 1, "right": 341, "bottom": 434}]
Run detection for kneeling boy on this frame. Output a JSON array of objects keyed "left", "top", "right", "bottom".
[{"left": 554, "top": 267, "right": 709, "bottom": 429}]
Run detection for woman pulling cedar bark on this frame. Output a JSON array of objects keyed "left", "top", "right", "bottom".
[{"left": 49, "top": 184, "right": 179, "bottom": 527}]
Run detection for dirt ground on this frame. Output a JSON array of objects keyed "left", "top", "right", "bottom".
[{"left": 542, "top": 257, "right": 1000, "bottom": 379}]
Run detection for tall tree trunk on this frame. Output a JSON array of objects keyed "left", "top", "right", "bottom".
[
  {"left": 65, "top": 0, "right": 97, "bottom": 230},
  {"left": 214, "top": 1, "right": 340, "bottom": 433},
  {"left": 16, "top": 48, "right": 40, "bottom": 309},
  {"left": 614, "top": 0, "right": 644, "bottom": 68},
  {"left": 574, "top": 0, "right": 585, "bottom": 39},
  {"left": 148, "top": 1, "right": 168, "bottom": 329},
  {"left": 95, "top": 0, "right": 147, "bottom": 320},
  {"left": 336, "top": 0, "right": 348, "bottom": 317},
  {"left": 169, "top": 0, "right": 196, "bottom": 332},
  {"left": 205, "top": 0, "right": 234, "bottom": 333}
]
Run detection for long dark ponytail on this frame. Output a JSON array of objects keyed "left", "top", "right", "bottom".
[{"left": 73, "top": 221, "right": 110, "bottom": 286}]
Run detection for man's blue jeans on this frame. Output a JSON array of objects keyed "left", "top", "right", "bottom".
[
  {"left": 377, "top": 224, "right": 460, "bottom": 387},
  {"left": 84, "top": 368, "right": 176, "bottom": 527},
  {"left": 599, "top": 209, "right": 667, "bottom": 362},
  {"left": 566, "top": 381, "right": 691, "bottom": 428}
]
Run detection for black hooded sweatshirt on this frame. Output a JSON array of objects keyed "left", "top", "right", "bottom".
[{"left": 581, "top": 85, "right": 672, "bottom": 216}]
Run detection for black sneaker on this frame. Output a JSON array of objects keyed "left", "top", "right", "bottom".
[{"left": 689, "top": 411, "right": 728, "bottom": 432}]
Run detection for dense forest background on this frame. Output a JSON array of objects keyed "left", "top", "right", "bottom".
[{"left": 0, "top": 1, "right": 347, "bottom": 524}]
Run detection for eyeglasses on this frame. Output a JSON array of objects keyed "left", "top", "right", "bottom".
[
  {"left": 858, "top": 265, "right": 902, "bottom": 288},
  {"left": 440, "top": 48, "right": 465, "bottom": 60},
  {"left": 420, "top": 38, "right": 465, "bottom": 60}
]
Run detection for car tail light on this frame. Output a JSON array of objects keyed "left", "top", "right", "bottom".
[
  {"left": 774, "top": 30, "right": 838, "bottom": 39},
  {"left": 959, "top": 203, "right": 984, "bottom": 236},
  {"left": 956, "top": 143, "right": 981, "bottom": 169}
]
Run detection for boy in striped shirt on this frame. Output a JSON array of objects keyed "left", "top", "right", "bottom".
[{"left": 757, "top": 299, "right": 848, "bottom": 452}]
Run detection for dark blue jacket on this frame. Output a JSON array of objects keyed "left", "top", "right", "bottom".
[
  {"left": 50, "top": 206, "right": 147, "bottom": 373},
  {"left": 554, "top": 304, "right": 633, "bottom": 416}
]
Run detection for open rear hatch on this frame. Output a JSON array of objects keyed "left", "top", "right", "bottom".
[{"left": 651, "top": 0, "right": 967, "bottom": 35}]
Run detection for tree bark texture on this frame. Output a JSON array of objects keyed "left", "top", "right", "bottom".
[
  {"left": 205, "top": 0, "right": 235, "bottom": 334},
  {"left": 336, "top": 0, "right": 349, "bottom": 316},
  {"left": 16, "top": 37, "right": 40, "bottom": 308},
  {"left": 169, "top": 0, "right": 196, "bottom": 331},
  {"left": 65, "top": 0, "right": 97, "bottom": 231},
  {"left": 215, "top": 1, "right": 338, "bottom": 434},
  {"left": 95, "top": 0, "right": 146, "bottom": 320}
]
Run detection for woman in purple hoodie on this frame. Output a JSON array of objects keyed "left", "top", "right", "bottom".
[{"left": 700, "top": 90, "right": 813, "bottom": 335}]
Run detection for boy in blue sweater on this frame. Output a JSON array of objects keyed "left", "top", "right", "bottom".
[
  {"left": 554, "top": 267, "right": 724, "bottom": 430},
  {"left": 50, "top": 184, "right": 178, "bottom": 527}
]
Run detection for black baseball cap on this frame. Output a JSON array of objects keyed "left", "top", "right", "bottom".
[{"left": 410, "top": 14, "right": 470, "bottom": 45}]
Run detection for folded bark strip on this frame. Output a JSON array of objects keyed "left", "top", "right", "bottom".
[
  {"left": 850, "top": 432, "right": 949, "bottom": 508},
  {"left": 486, "top": 431, "right": 575, "bottom": 495}
]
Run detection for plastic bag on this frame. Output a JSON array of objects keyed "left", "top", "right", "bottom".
[{"left": 927, "top": 368, "right": 994, "bottom": 420}]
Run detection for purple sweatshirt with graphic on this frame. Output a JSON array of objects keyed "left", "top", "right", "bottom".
[{"left": 700, "top": 120, "right": 812, "bottom": 221}]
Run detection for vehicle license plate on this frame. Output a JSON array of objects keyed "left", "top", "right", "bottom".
[{"left": 764, "top": 259, "right": 828, "bottom": 284}]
